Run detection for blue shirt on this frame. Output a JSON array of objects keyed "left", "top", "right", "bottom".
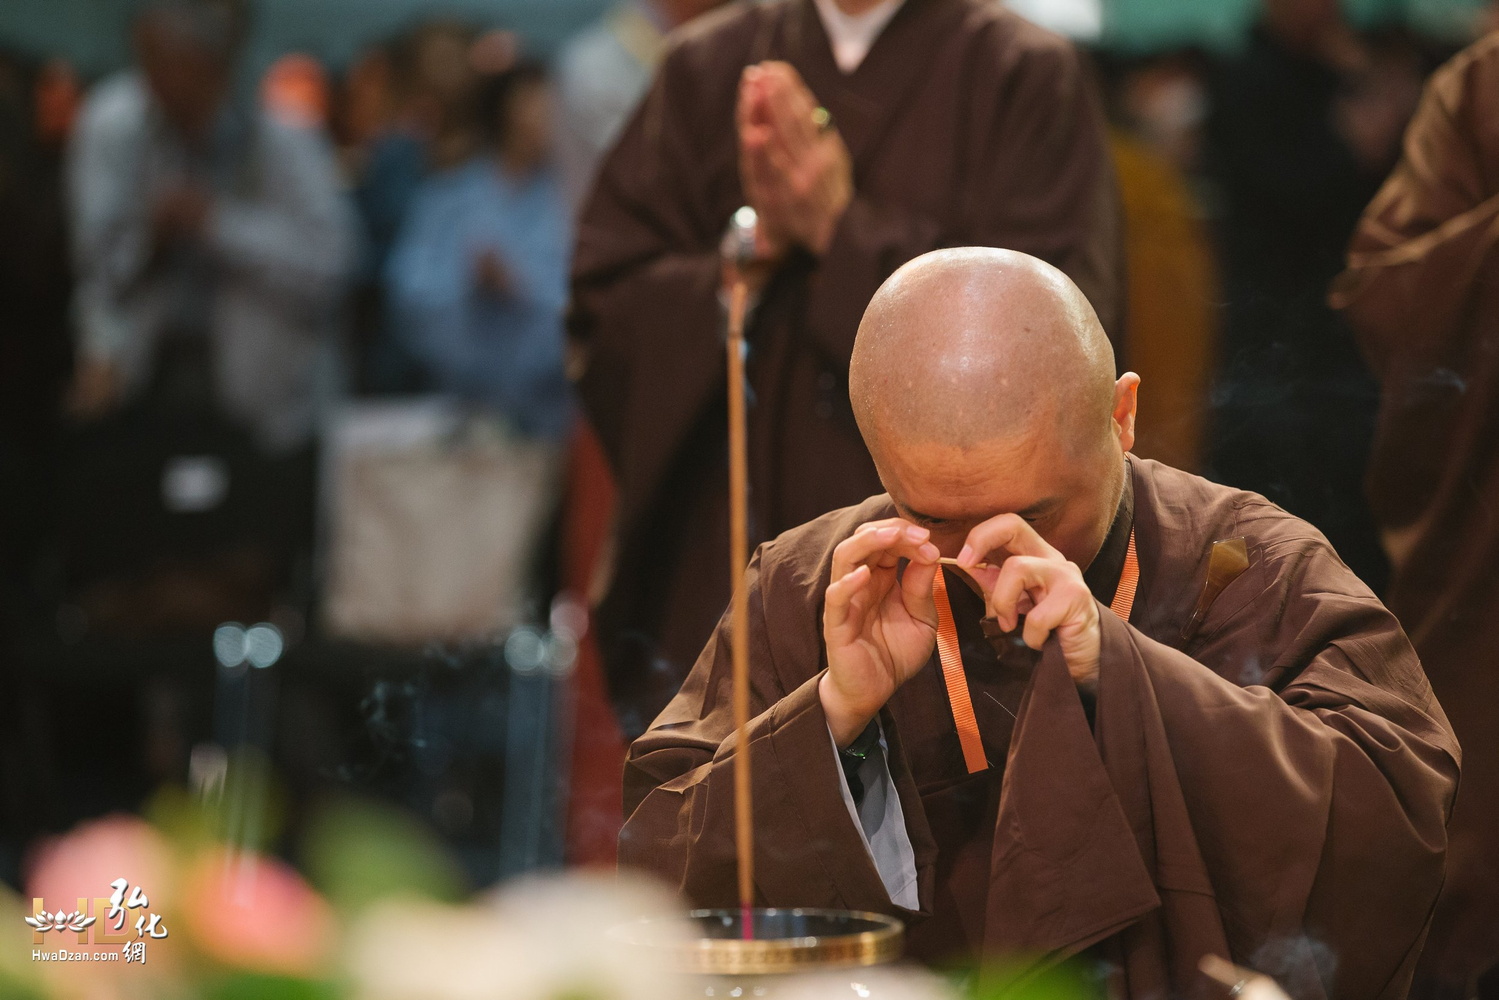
[{"left": 386, "top": 158, "right": 573, "bottom": 440}]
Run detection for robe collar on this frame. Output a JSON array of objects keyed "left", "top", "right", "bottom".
[
  {"left": 1082, "top": 457, "right": 1137, "bottom": 609},
  {"left": 778, "top": 0, "right": 968, "bottom": 168}
]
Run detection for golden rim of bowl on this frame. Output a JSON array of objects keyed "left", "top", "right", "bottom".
[{"left": 676, "top": 908, "right": 904, "bottom": 976}]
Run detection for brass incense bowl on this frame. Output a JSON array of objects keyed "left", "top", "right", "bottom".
[{"left": 663, "top": 907, "right": 903, "bottom": 977}]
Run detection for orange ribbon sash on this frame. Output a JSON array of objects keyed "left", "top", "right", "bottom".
[{"left": 933, "top": 530, "right": 1138, "bottom": 774}]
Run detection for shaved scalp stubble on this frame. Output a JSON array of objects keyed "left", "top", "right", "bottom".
[
  {"left": 849, "top": 247, "right": 1117, "bottom": 462},
  {"left": 857, "top": 245, "right": 1115, "bottom": 461}
]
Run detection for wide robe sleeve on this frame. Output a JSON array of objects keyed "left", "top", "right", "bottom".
[
  {"left": 1330, "top": 36, "right": 1499, "bottom": 380},
  {"left": 620, "top": 539, "right": 938, "bottom": 914},
  {"left": 1329, "top": 37, "right": 1499, "bottom": 529},
  {"left": 991, "top": 536, "right": 1458, "bottom": 999},
  {"left": 567, "top": 33, "right": 732, "bottom": 503}
]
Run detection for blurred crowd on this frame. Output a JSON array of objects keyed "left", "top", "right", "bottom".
[{"left": 0, "top": 0, "right": 1496, "bottom": 991}]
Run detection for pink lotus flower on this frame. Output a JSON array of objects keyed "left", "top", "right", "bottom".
[{"left": 181, "top": 847, "right": 335, "bottom": 977}]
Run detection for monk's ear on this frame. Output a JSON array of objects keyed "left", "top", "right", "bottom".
[{"left": 1112, "top": 373, "right": 1140, "bottom": 452}]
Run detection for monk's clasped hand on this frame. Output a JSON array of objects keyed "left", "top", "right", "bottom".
[
  {"left": 956, "top": 513, "right": 1102, "bottom": 689},
  {"left": 736, "top": 61, "right": 854, "bottom": 261},
  {"left": 820, "top": 519, "right": 940, "bottom": 746}
]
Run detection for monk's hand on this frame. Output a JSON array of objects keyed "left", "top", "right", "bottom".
[
  {"left": 736, "top": 61, "right": 853, "bottom": 258},
  {"left": 821, "top": 519, "right": 940, "bottom": 746},
  {"left": 957, "top": 514, "right": 1102, "bottom": 690},
  {"left": 736, "top": 66, "right": 792, "bottom": 265}
]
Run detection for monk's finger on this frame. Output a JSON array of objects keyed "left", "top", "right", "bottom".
[
  {"left": 762, "top": 113, "right": 804, "bottom": 179},
  {"left": 985, "top": 555, "right": 1061, "bottom": 632},
  {"left": 832, "top": 522, "right": 937, "bottom": 581},
  {"left": 1020, "top": 590, "right": 1068, "bottom": 651},
  {"left": 754, "top": 134, "right": 802, "bottom": 199},
  {"left": 830, "top": 558, "right": 900, "bottom": 643},
  {"left": 737, "top": 67, "right": 774, "bottom": 135},
  {"left": 898, "top": 557, "right": 939, "bottom": 631},
  {"left": 761, "top": 72, "right": 815, "bottom": 149},
  {"left": 755, "top": 62, "right": 815, "bottom": 142},
  {"left": 1021, "top": 582, "right": 1096, "bottom": 657},
  {"left": 761, "top": 62, "right": 821, "bottom": 152},
  {"left": 959, "top": 513, "right": 1062, "bottom": 567},
  {"left": 735, "top": 71, "right": 754, "bottom": 132},
  {"left": 849, "top": 516, "right": 929, "bottom": 537},
  {"left": 744, "top": 143, "right": 794, "bottom": 224},
  {"left": 745, "top": 134, "right": 788, "bottom": 191},
  {"left": 740, "top": 139, "right": 776, "bottom": 204},
  {"left": 831, "top": 526, "right": 900, "bottom": 582},
  {"left": 767, "top": 62, "right": 815, "bottom": 122},
  {"left": 823, "top": 563, "right": 871, "bottom": 640},
  {"left": 837, "top": 535, "right": 938, "bottom": 582}
]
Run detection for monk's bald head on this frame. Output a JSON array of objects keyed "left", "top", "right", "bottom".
[
  {"left": 850, "top": 247, "right": 1116, "bottom": 460},
  {"left": 847, "top": 248, "right": 1137, "bottom": 569}
]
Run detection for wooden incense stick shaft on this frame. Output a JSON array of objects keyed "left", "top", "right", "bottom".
[
  {"left": 726, "top": 279, "right": 755, "bottom": 937},
  {"left": 936, "top": 556, "right": 995, "bottom": 571}
]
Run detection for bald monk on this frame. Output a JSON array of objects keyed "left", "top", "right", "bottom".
[{"left": 622, "top": 248, "right": 1458, "bottom": 996}]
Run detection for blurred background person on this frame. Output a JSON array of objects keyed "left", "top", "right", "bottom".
[
  {"left": 350, "top": 20, "right": 479, "bottom": 393},
  {"left": 554, "top": 0, "right": 725, "bottom": 209},
  {"left": 261, "top": 51, "right": 332, "bottom": 131},
  {"left": 62, "top": 0, "right": 354, "bottom": 631},
  {"left": 1332, "top": 30, "right": 1499, "bottom": 998},
  {"left": 1202, "top": 0, "right": 1428, "bottom": 591},
  {"left": 385, "top": 60, "right": 572, "bottom": 443},
  {"left": 1102, "top": 50, "right": 1217, "bottom": 473}
]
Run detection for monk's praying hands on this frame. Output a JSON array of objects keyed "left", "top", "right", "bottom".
[
  {"left": 820, "top": 519, "right": 939, "bottom": 746},
  {"left": 736, "top": 61, "right": 853, "bottom": 261},
  {"left": 955, "top": 514, "right": 1103, "bottom": 689}
]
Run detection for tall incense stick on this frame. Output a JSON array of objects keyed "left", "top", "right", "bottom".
[{"left": 726, "top": 278, "right": 755, "bottom": 939}]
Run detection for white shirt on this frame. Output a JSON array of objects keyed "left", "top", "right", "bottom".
[
  {"left": 811, "top": 0, "right": 905, "bottom": 74},
  {"left": 828, "top": 721, "right": 919, "bottom": 910}
]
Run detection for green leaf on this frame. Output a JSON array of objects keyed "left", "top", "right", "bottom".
[{"left": 300, "top": 796, "right": 466, "bottom": 916}]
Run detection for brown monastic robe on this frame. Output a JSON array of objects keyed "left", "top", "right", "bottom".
[
  {"left": 1329, "top": 32, "right": 1499, "bottom": 991},
  {"left": 570, "top": 0, "right": 1125, "bottom": 736},
  {"left": 622, "top": 458, "right": 1457, "bottom": 999}
]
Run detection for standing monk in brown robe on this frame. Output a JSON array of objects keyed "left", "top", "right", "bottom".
[
  {"left": 570, "top": 0, "right": 1124, "bottom": 735},
  {"left": 623, "top": 248, "right": 1457, "bottom": 997},
  {"left": 1330, "top": 33, "right": 1499, "bottom": 998}
]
